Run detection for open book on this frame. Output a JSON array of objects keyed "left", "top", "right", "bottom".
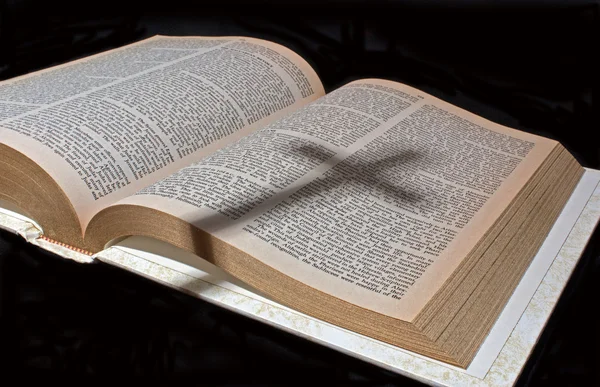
[{"left": 0, "top": 35, "right": 584, "bottom": 368}]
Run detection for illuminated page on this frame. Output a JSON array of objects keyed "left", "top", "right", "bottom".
[{"left": 120, "top": 79, "right": 555, "bottom": 320}]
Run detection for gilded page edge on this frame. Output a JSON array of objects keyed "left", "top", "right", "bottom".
[{"left": 94, "top": 167, "right": 600, "bottom": 386}]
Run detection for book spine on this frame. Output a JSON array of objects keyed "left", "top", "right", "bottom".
[
  {"left": 38, "top": 235, "right": 93, "bottom": 256},
  {"left": 0, "top": 209, "right": 94, "bottom": 263}
]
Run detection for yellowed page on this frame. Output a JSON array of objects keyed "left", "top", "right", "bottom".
[
  {"left": 0, "top": 35, "right": 324, "bottom": 231},
  {"left": 114, "top": 79, "right": 555, "bottom": 321}
]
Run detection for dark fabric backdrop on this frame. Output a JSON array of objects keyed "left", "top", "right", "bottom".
[{"left": 0, "top": 2, "right": 598, "bottom": 385}]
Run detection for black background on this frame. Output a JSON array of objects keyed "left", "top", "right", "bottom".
[{"left": 0, "top": 1, "right": 599, "bottom": 385}]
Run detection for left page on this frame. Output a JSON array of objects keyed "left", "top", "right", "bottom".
[{"left": 0, "top": 35, "right": 324, "bottom": 233}]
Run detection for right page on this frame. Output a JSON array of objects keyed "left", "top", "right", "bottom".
[{"left": 105, "top": 79, "right": 557, "bottom": 321}]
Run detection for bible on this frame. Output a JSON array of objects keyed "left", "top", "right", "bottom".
[{"left": 0, "top": 35, "right": 585, "bottom": 368}]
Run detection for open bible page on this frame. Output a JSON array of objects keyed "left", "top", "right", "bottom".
[
  {"left": 116, "top": 79, "right": 556, "bottom": 320},
  {"left": 0, "top": 35, "right": 323, "bottom": 230}
]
